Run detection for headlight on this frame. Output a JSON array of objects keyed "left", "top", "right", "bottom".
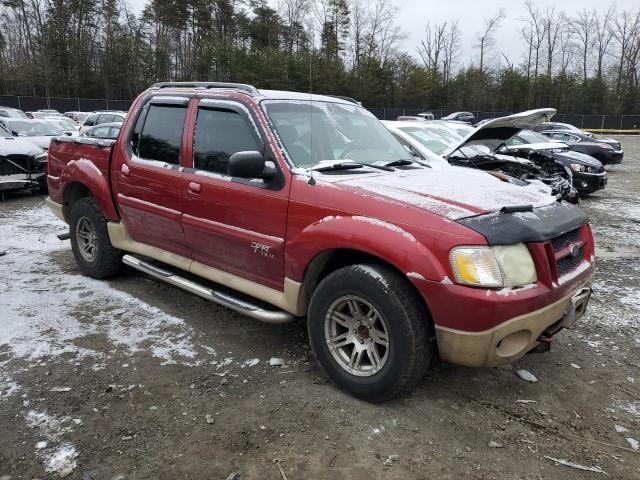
[
  {"left": 450, "top": 244, "right": 537, "bottom": 288},
  {"left": 35, "top": 153, "right": 48, "bottom": 163},
  {"left": 570, "top": 163, "right": 586, "bottom": 172}
]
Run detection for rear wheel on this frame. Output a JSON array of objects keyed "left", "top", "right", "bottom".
[
  {"left": 69, "top": 197, "right": 123, "bottom": 279},
  {"left": 307, "top": 264, "right": 434, "bottom": 401}
]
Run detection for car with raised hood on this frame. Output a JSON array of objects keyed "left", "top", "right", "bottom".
[
  {"left": 47, "top": 82, "right": 595, "bottom": 401},
  {"left": 0, "top": 118, "right": 70, "bottom": 150},
  {"left": 383, "top": 120, "right": 553, "bottom": 197},
  {"left": 539, "top": 130, "right": 624, "bottom": 165},
  {"left": 386, "top": 110, "right": 578, "bottom": 203},
  {"left": 502, "top": 130, "right": 608, "bottom": 195},
  {"left": 0, "top": 123, "right": 48, "bottom": 193}
]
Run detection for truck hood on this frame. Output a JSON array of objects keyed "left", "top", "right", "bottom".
[
  {"left": 329, "top": 167, "right": 556, "bottom": 221},
  {"left": 445, "top": 108, "right": 557, "bottom": 157},
  {"left": 0, "top": 136, "right": 45, "bottom": 157}
]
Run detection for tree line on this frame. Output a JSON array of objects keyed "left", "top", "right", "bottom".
[{"left": 0, "top": 0, "right": 638, "bottom": 114}]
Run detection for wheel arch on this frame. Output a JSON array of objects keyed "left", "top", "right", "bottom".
[{"left": 300, "top": 248, "right": 434, "bottom": 324}]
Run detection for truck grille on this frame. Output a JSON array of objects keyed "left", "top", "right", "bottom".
[
  {"left": 0, "top": 154, "right": 43, "bottom": 176},
  {"left": 549, "top": 228, "right": 586, "bottom": 278}
]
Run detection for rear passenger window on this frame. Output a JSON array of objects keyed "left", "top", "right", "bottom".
[
  {"left": 193, "top": 108, "right": 260, "bottom": 175},
  {"left": 84, "top": 114, "right": 98, "bottom": 126},
  {"left": 97, "top": 114, "right": 113, "bottom": 124},
  {"left": 137, "top": 105, "right": 187, "bottom": 165}
]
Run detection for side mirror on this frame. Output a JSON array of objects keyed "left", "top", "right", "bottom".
[
  {"left": 228, "top": 151, "right": 267, "bottom": 178},
  {"left": 64, "top": 131, "right": 72, "bottom": 136},
  {"left": 11, "top": 130, "right": 20, "bottom": 136}
]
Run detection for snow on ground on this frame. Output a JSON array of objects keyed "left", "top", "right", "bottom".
[
  {"left": 0, "top": 202, "right": 216, "bottom": 366},
  {"left": 25, "top": 410, "right": 80, "bottom": 476}
]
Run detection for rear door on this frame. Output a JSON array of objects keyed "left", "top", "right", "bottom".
[
  {"left": 181, "top": 98, "right": 289, "bottom": 290},
  {"left": 111, "top": 96, "right": 190, "bottom": 258}
]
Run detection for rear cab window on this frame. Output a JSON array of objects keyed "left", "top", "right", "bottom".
[{"left": 133, "top": 103, "right": 187, "bottom": 165}]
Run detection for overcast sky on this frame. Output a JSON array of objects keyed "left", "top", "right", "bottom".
[{"left": 127, "top": 0, "right": 634, "bottom": 67}]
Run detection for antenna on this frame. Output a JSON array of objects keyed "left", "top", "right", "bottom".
[{"left": 308, "top": 23, "right": 316, "bottom": 185}]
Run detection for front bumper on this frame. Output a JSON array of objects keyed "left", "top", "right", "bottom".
[
  {"left": 434, "top": 275, "right": 595, "bottom": 367},
  {"left": 0, "top": 173, "right": 45, "bottom": 193},
  {"left": 603, "top": 150, "right": 624, "bottom": 164},
  {"left": 573, "top": 171, "right": 607, "bottom": 194}
]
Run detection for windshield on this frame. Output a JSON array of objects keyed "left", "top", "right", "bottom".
[
  {"left": 6, "top": 120, "right": 63, "bottom": 136},
  {"left": 263, "top": 100, "right": 410, "bottom": 168},
  {"left": 509, "top": 130, "right": 553, "bottom": 145},
  {"left": 398, "top": 126, "right": 456, "bottom": 155}
]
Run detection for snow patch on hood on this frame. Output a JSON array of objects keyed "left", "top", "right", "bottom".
[
  {"left": 337, "top": 168, "right": 555, "bottom": 220},
  {"left": 0, "top": 136, "right": 45, "bottom": 157}
]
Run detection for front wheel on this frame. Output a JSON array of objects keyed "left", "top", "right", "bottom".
[
  {"left": 307, "top": 264, "right": 434, "bottom": 401},
  {"left": 69, "top": 197, "right": 123, "bottom": 279}
]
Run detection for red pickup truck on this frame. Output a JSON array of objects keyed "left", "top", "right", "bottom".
[{"left": 47, "top": 82, "right": 595, "bottom": 400}]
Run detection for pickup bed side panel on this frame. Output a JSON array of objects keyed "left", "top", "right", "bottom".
[{"left": 48, "top": 137, "right": 119, "bottom": 221}]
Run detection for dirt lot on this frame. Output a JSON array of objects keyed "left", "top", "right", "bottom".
[{"left": 1, "top": 138, "right": 639, "bottom": 480}]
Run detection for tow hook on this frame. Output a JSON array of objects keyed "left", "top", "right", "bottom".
[{"left": 528, "top": 334, "right": 553, "bottom": 354}]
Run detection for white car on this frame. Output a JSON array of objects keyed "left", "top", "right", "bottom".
[
  {"left": 0, "top": 118, "right": 68, "bottom": 150},
  {"left": 79, "top": 111, "right": 126, "bottom": 134},
  {"left": 40, "top": 117, "right": 79, "bottom": 136},
  {"left": 383, "top": 117, "right": 554, "bottom": 196}
]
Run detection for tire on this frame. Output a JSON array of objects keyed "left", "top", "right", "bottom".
[
  {"left": 307, "top": 264, "right": 434, "bottom": 401},
  {"left": 69, "top": 197, "right": 123, "bottom": 279}
]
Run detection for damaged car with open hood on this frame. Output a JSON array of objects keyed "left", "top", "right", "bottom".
[
  {"left": 385, "top": 110, "right": 579, "bottom": 203},
  {"left": 47, "top": 83, "right": 595, "bottom": 400},
  {"left": 440, "top": 109, "right": 580, "bottom": 203}
]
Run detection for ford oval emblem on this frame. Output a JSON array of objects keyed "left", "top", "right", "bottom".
[{"left": 570, "top": 244, "right": 581, "bottom": 257}]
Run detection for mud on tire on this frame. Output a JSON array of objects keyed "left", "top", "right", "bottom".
[
  {"left": 307, "top": 263, "right": 435, "bottom": 401},
  {"left": 69, "top": 197, "right": 123, "bottom": 279}
]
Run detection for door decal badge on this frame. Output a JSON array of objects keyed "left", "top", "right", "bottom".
[{"left": 251, "top": 241, "right": 275, "bottom": 259}]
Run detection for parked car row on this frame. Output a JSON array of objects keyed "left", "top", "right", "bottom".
[
  {"left": 386, "top": 108, "right": 622, "bottom": 200},
  {"left": 0, "top": 106, "right": 126, "bottom": 194}
]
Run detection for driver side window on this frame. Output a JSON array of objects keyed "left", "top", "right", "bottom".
[{"left": 192, "top": 108, "right": 261, "bottom": 175}]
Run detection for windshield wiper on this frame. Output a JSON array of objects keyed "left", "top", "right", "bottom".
[
  {"left": 375, "top": 158, "right": 417, "bottom": 168},
  {"left": 310, "top": 161, "right": 364, "bottom": 172}
]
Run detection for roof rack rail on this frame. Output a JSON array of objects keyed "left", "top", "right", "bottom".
[{"left": 150, "top": 82, "right": 259, "bottom": 95}]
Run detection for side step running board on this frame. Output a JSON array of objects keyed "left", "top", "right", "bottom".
[{"left": 122, "top": 255, "right": 295, "bottom": 324}]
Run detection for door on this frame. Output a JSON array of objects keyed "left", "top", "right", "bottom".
[
  {"left": 111, "top": 96, "right": 191, "bottom": 258},
  {"left": 181, "top": 99, "right": 289, "bottom": 290}
]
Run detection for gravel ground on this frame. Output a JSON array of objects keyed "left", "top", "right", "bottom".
[{"left": 1, "top": 138, "right": 639, "bottom": 479}]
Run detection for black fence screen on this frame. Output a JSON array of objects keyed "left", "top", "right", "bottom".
[
  {"left": 0, "top": 95, "right": 132, "bottom": 113},
  {"left": 367, "top": 108, "right": 640, "bottom": 130},
  {"left": 1, "top": 95, "right": 638, "bottom": 129}
]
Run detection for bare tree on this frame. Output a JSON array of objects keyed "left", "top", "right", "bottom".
[
  {"left": 521, "top": 0, "right": 546, "bottom": 83},
  {"left": 569, "top": 9, "right": 594, "bottom": 83},
  {"left": 542, "top": 7, "right": 566, "bottom": 77},
  {"left": 477, "top": 9, "right": 505, "bottom": 75},
  {"left": 594, "top": 5, "right": 615, "bottom": 79}
]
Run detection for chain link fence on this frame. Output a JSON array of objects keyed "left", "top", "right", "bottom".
[{"left": 0, "top": 95, "right": 132, "bottom": 113}]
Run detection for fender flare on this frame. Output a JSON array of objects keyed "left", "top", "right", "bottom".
[
  {"left": 286, "top": 215, "right": 448, "bottom": 284},
  {"left": 60, "top": 159, "right": 119, "bottom": 220}
]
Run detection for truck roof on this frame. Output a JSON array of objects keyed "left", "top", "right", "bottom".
[{"left": 148, "top": 82, "right": 352, "bottom": 105}]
